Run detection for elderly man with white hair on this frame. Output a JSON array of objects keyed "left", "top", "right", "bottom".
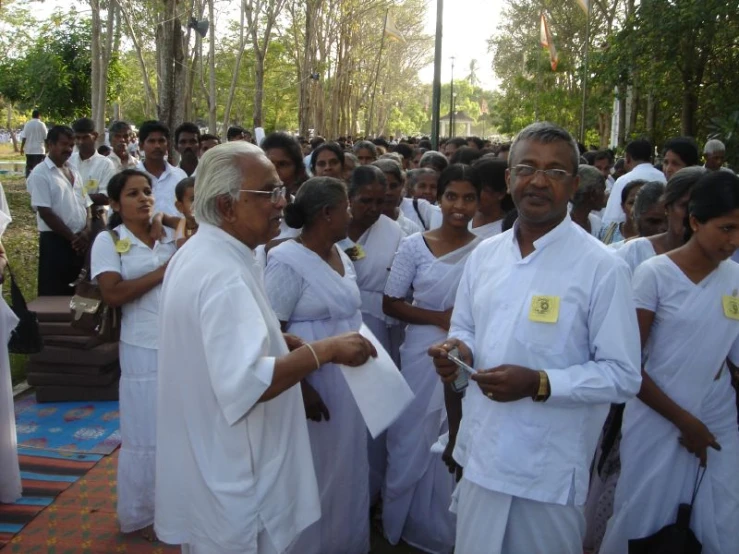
[
  {"left": 154, "top": 141, "right": 376, "bottom": 554},
  {"left": 703, "top": 139, "right": 733, "bottom": 173}
]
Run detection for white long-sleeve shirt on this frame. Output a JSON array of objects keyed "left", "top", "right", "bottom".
[
  {"left": 449, "top": 216, "right": 641, "bottom": 506},
  {"left": 602, "top": 163, "right": 666, "bottom": 224}
]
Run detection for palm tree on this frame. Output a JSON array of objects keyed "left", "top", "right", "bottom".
[{"left": 466, "top": 59, "right": 480, "bottom": 87}]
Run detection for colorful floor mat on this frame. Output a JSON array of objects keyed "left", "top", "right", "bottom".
[
  {"left": 0, "top": 448, "right": 102, "bottom": 548},
  {"left": 14, "top": 396, "right": 121, "bottom": 455},
  {"left": 0, "top": 449, "right": 178, "bottom": 553}
]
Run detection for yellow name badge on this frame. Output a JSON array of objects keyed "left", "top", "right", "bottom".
[
  {"left": 83, "top": 179, "right": 98, "bottom": 195},
  {"left": 529, "top": 295, "right": 560, "bottom": 323},
  {"left": 722, "top": 295, "right": 739, "bottom": 320}
]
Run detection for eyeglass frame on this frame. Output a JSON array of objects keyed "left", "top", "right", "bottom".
[
  {"left": 239, "top": 184, "right": 287, "bottom": 204},
  {"left": 510, "top": 164, "right": 573, "bottom": 183}
]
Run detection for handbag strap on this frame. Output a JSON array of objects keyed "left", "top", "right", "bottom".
[
  {"left": 690, "top": 464, "right": 706, "bottom": 508},
  {"left": 77, "top": 229, "right": 121, "bottom": 285},
  {"left": 413, "top": 198, "right": 428, "bottom": 230},
  {"left": 7, "top": 265, "right": 29, "bottom": 313}
]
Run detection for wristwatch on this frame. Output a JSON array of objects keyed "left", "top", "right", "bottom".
[{"left": 533, "top": 370, "right": 550, "bottom": 402}]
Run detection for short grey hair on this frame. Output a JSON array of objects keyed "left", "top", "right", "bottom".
[
  {"left": 663, "top": 166, "right": 707, "bottom": 206},
  {"left": 379, "top": 152, "right": 404, "bottom": 165},
  {"left": 573, "top": 164, "right": 605, "bottom": 206},
  {"left": 194, "top": 141, "right": 266, "bottom": 226},
  {"left": 703, "top": 139, "right": 726, "bottom": 154},
  {"left": 510, "top": 122, "right": 580, "bottom": 176},
  {"left": 406, "top": 168, "right": 437, "bottom": 191},
  {"left": 344, "top": 152, "right": 358, "bottom": 166},
  {"left": 353, "top": 140, "right": 377, "bottom": 157},
  {"left": 373, "top": 158, "right": 404, "bottom": 183},
  {"left": 633, "top": 181, "right": 665, "bottom": 219},
  {"left": 419, "top": 150, "right": 448, "bottom": 172}
]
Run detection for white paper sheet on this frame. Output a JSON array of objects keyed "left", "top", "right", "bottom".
[{"left": 339, "top": 323, "right": 414, "bottom": 438}]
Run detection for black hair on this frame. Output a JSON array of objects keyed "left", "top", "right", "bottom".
[
  {"left": 107, "top": 169, "right": 153, "bottom": 229},
  {"left": 71, "top": 117, "right": 95, "bottom": 134},
  {"left": 348, "top": 165, "right": 387, "bottom": 198},
  {"left": 621, "top": 179, "right": 647, "bottom": 205},
  {"left": 663, "top": 166, "right": 707, "bottom": 207},
  {"left": 139, "top": 120, "right": 170, "bottom": 144},
  {"left": 32, "top": 109, "right": 40, "bottom": 118},
  {"left": 371, "top": 137, "right": 389, "bottom": 149},
  {"left": 309, "top": 136, "right": 326, "bottom": 150},
  {"left": 449, "top": 146, "right": 483, "bottom": 166},
  {"left": 226, "top": 126, "right": 245, "bottom": 140},
  {"left": 418, "top": 139, "right": 432, "bottom": 149},
  {"left": 372, "top": 159, "right": 404, "bottom": 184},
  {"left": 108, "top": 120, "right": 131, "bottom": 135},
  {"left": 393, "top": 142, "right": 413, "bottom": 161},
  {"left": 200, "top": 133, "right": 220, "bottom": 144},
  {"left": 467, "top": 136, "right": 485, "bottom": 150},
  {"left": 437, "top": 163, "right": 482, "bottom": 201},
  {"left": 472, "top": 157, "right": 514, "bottom": 211},
  {"left": 684, "top": 171, "right": 739, "bottom": 242},
  {"left": 174, "top": 122, "right": 201, "bottom": 145},
  {"left": 413, "top": 147, "right": 428, "bottom": 159},
  {"left": 354, "top": 140, "right": 378, "bottom": 158},
  {"left": 663, "top": 137, "right": 700, "bottom": 167},
  {"left": 97, "top": 145, "right": 111, "bottom": 157},
  {"left": 46, "top": 125, "right": 74, "bottom": 144},
  {"left": 446, "top": 137, "right": 467, "bottom": 149},
  {"left": 283, "top": 177, "right": 347, "bottom": 229},
  {"left": 262, "top": 132, "right": 305, "bottom": 175},
  {"left": 625, "top": 139, "right": 652, "bottom": 163},
  {"left": 419, "top": 151, "right": 449, "bottom": 173},
  {"left": 593, "top": 150, "right": 613, "bottom": 164},
  {"left": 310, "top": 142, "right": 345, "bottom": 173},
  {"left": 175, "top": 177, "right": 196, "bottom": 203}
]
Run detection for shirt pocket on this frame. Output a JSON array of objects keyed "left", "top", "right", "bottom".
[{"left": 513, "top": 298, "right": 577, "bottom": 355}]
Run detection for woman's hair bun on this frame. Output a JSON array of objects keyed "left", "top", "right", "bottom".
[{"left": 283, "top": 202, "right": 305, "bottom": 229}]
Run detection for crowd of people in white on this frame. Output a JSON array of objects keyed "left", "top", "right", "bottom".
[{"left": 1, "top": 113, "right": 738, "bottom": 554}]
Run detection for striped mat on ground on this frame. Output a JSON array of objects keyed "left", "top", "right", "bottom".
[
  {"left": 0, "top": 449, "right": 178, "bottom": 553},
  {"left": 0, "top": 448, "right": 102, "bottom": 548}
]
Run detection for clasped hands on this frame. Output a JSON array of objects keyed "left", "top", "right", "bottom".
[{"left": 428, "top": 338, "right": 541, "bottom": 402}]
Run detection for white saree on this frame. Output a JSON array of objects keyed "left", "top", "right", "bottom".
[
  {"left": 266, "top": 240, "right": 369, "bottom": 554},
  {"left": 0, "top": 297, "right": 20, "bottom": 503},
  {"left": 601, "top": 256, "right": 739, "bottom": 554},
  {"left": 382, "top": 234, "right": 480, "bottom": 553}
]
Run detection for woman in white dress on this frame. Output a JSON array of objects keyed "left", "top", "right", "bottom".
[
  {"left": 617, "top": 167, "right": 705, "bottom": 273},
  {"left": 91, "top": 169, "right": 176, "bottom": 540},
  {"left": 265, "top": 177, "right": 369, "bottom": 554},
  {"left": 373, "top": 159, "right": 422, "bottom": 237},
  {"left": 0, "top": 236, "right": 21, "bottom": 505},
  {"left": 601, "top": 171, "right": 739, "bottom": 554},
  {"left": 344, "top": 165, "right": 404, "bottom": 504},
  {"left": 469, "top": 157, "right": 512, "bottom": 240},
  {"left": 382, "top": 164, "right": 482, "bottom": 553}
]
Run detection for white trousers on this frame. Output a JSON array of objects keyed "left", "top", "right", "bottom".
[
  {"left": 452, "top": 478, "right": 585, "bottom": 554},
  {"left": 181, "top": 531, "right": 278, "bottom": 554}
]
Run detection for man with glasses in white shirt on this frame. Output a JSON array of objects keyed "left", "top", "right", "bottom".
[{"left": 429, "top": 122, "right": 642, "bottom": 553}]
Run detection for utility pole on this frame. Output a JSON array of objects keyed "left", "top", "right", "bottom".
[
  {"left": 449, "top": 56, "right": 455, "bottom": 138},
  {"left": 430, "top": 0, "right": 443, "bottom": 149}
]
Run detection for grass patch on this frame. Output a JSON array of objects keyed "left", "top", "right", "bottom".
[
  {"left": 2, "top": 173, "right": 38, "bottom": 385},
  {"left": 0, "top": 142, "right": 25, "bottom": 161}
]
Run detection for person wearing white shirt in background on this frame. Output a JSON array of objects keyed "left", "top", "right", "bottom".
[
  {"left": 590, "top": 150, "right": 615, "bottom": 193},
  {"left": 374, "top": 158, "right": 423, "bottom": 237},
  {"left": 602, "top": 139, "right": 666, "bottom": 225},
  {"left": 429, "top": 122, "right": 642, "bottom": 554},
  {"left": 69, "top": 117, "right": 116, "bottom": 218},
  {"left": 20, "top": 109, "right": 47, "bottom": 177},
  {"left": 469, "top": 157, "right": 512, "bottom": 240},
  {"left": 154, "top": 142, "right": 376, "bottom": 554},
  {"left": 401, "top": 168, "right": 439, "bottom": 231},
  {"left": 135, "top": 121, "right": 187, "bottom": 218},
  {"left": 570, "top": 165, "right": 605, "bottom": 238},
  {"left": 174, "top": 122, "right": 200, "bottom": 177},
  {"left": 27, "top": 125, "right": 91, "bottom": 296},
  {"left": 703, "top": 139, "right": 734, "bottom": 173},
  {"left": 108, "top": 120, "right": 139, "bottom": 172},
  {"left": 601, "top": 171, "right": 739, "bottom": 554},
  {"left": 91, "top": 169, "right": 177, "bottom": 542}
]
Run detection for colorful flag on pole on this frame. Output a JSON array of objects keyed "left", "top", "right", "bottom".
[
  {"left": 539, "top": 13, "right": 559, "bottom": 71},
  {"left": 384, "top": 13, "right": 406, "bottom": 43},
  {"left": 575, "top": 0, "right": 589, "bottom": 15}
]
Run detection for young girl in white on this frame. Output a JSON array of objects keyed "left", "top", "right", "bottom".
[
  {"left": 601, "top": 171, "right": 739, "bottom": 554},
  {"left": 91, "top": 169, "right": 176, "bottom": 540}
]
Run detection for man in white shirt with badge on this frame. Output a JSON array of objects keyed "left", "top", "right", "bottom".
[
  {"left": 135, "top": 121, "right": 187, "bottom": 217},
  {"left": 20, "top": 109, "right": 48, "bottom": 177},
  {"left": 27, "top": 125, "right": 91, "bottom": 296},
  {"left": 108, "top": 120, "right": 139, "bottom": 172},
  {"left": 429, "top": 122, "right": 642, "bottom": 553},
  {"left": 69, "top": 117, "right": 116, "bottom": 218},
  {"left": 155, "top": 141, "right": 377, "bottom": 553},
  {"left": 601, "top": 139, "right": 665, "bottom": 225}
]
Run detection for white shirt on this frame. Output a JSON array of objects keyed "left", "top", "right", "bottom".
[
  {"left": 602, "top": 163, "right": 666, "bottom": 224},
  {"left": 69, "top": 151, "right": 117, "bottom": 197},
  {"left": 108, "top": 151, "right": 139, "bottom": 172},
  {"left": 135, "top": 161, "right": 187, "bottom": 217},
  {"left": 396, "top": 210, "right": 423, "bottom": 236},
  {"left": 28, "top": 157, "right": 91, "bottom": 233},
  {"left": 155, "top": 223, "right": 319, "bottom": 552},
  {"left": 400, "top": 197, "right": 442, "bottom": 230},
  {"left": 21, "top": 118, "right": 47, "bottom": 155},
  {"left": 91, "top": 225, "right": 176, "bottom": 350},
  {"left": 450, "top": 216, "right": 641, "bottom": 506}
]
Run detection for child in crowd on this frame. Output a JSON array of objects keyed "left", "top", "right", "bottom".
[{"left": 174, "top": 177, "right": 197, "bottom": 248}]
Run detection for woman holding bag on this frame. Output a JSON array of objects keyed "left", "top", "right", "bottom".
[{"left": 90, "top": 169, "right": 176, "bottom": 540}]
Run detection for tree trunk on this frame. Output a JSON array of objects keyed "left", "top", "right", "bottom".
[
  {"left": 681, "top": 86, "right": 698, "bottom": 137},
  {"left": 298, "top": 0, "right": 316, "bottom": 136},
  {"left": 7, "top": 104, "right": 17, "bottom": 152},
  {"left": 156, "top": 0, "right": 186, "bottom": 157},
  {"left": 253, "top": 54, "right": 265, "bottom": 129},
  {"left": 117, "top": 0, "right": 157, "bottom": 117},
  {"left": 222, "top": 0, "right": 247, "bottom": 136},
  {"left": 207, "top": 0, "right": 217, "bottom": 133},
  {"left": 646, "top": 91, "right": 656, "bottom": 144},
  {"left": 90, "top": 0, "right": 102, "bottom": 134}
]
